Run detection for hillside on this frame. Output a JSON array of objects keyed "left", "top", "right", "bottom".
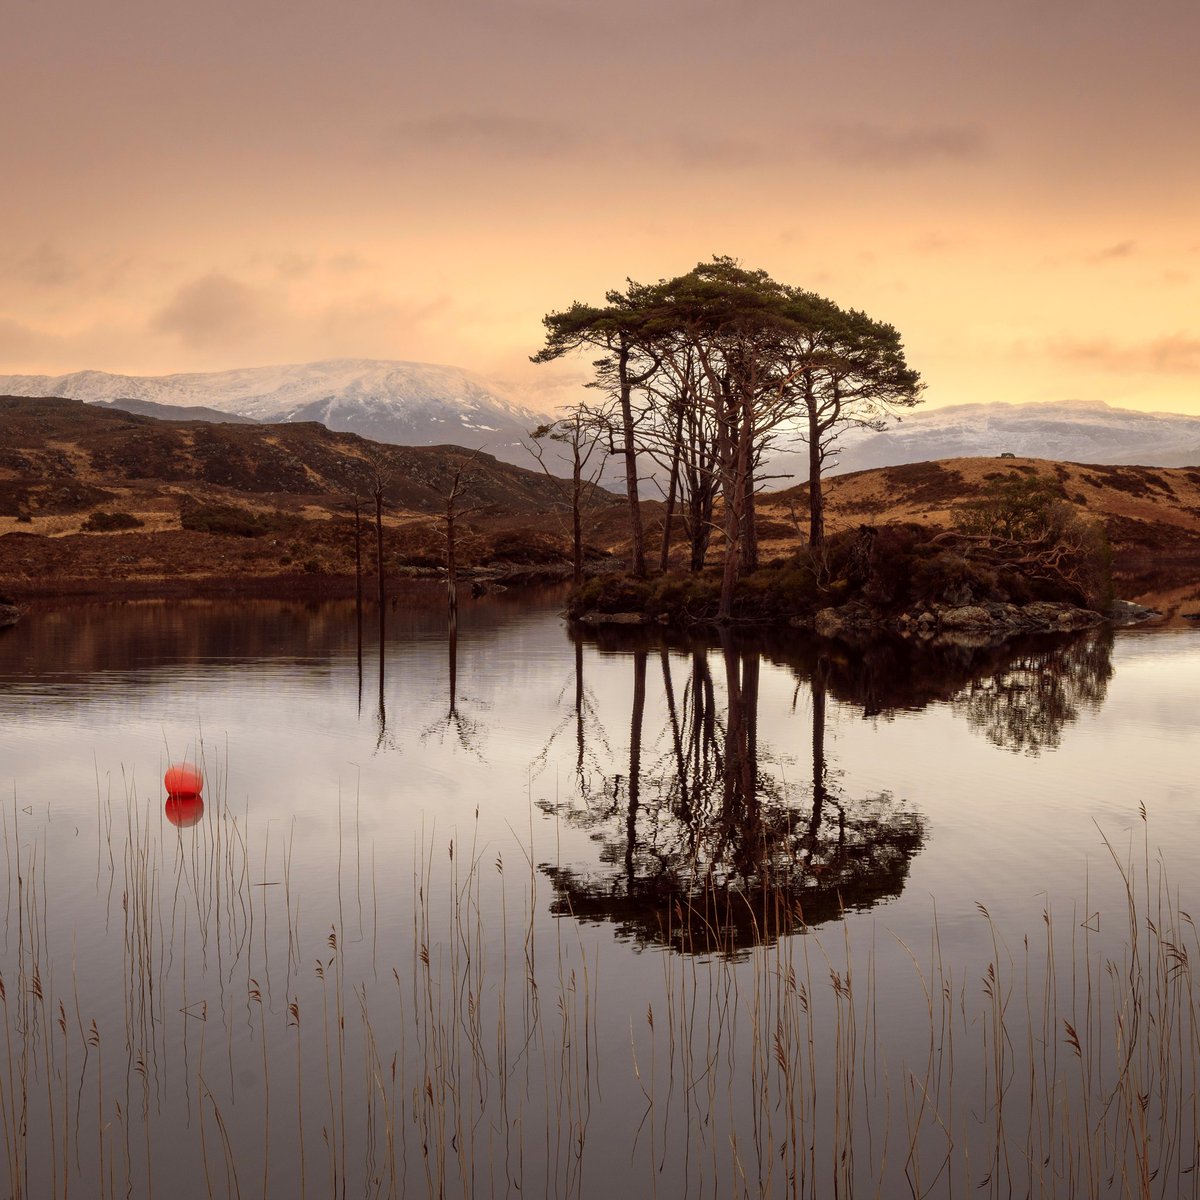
[
  {"left": 91, "top": 398, "right": 260, "bottom": 424},
  {"left": 761, "top": 457, "right": 1200, "bottom": 612},
  {"left": 2, "top": 396, "right": 1198, "bottom": 615},
  {"left": 0, "top": 359, "right": 550, "bottom": 469},
  {"left": 0, "top": 395, "right": 618, "bottom": 597},
  {"left": 3, "top": 364, "right": 1200, "bottom": 481}
]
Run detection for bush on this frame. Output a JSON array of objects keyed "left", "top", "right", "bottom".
[
  {"left": 81, "top": 510, "right": 144, "bottom": 532},
  {"left": 953, "top": 478, "right": 1112, "bottom": 607},
  {"left": 647, "top": 572, "right": 722, "bottom": 619},
  {"left": 180, "top": 503, "right": 270, "bottom": 538},
  {"left": 571, "top": 574, "right": 654, "bottom": 616},
  {"left": 488, "top": 529, "right": 567, "bottom": 565}
]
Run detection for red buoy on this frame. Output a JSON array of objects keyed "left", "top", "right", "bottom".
[{"left": 164, "top": 762, "right": 203, "bottom": 796}]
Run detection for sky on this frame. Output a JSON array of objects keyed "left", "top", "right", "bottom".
[{"left": 3, "top": 0, "right": 1198, "bottom": 415}]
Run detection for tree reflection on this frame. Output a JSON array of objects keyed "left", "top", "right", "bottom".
[
  {"left": 948, "top": 631, "right": 1113, "bottom": 755},
  {"left": 542, "top": 630, "right": 925, "bottom": 956},
  {"left": 421, "top": 612, "right": 484, "bottom": 755},
  {"left": 787, "top": 624, "right": 1113, "bottom": 734},
  {"left": 777, "top": 627, "right": 1115, "bottom": 755},
  {"left": 543, "top": 625, "right": 1115, "bottom": 954}
]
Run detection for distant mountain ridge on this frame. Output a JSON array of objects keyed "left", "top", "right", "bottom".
[
  {"left": 828, "top": 399, "right": 1200, "bottom": 474},
  {"left": 0, "top": 359, "right": 551, "bottom": 468},
  {"left": 91, "top": 398, "right": 259, "bottom": 425},
  {"left": 0, "top": 361, "right": 1197, "bottom": 477}
]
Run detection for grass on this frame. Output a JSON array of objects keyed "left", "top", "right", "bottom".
[{"left": 1, "top": 748, "right": 1199, "bottom": 1198}]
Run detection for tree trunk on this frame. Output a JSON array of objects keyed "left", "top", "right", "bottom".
[
  {"left": 617, "top": 342, "right": 647, "bottom": 578},
  {"left": 659, "top": 406, "right": 685, "bottom": 574},
  {"left": 446, "top": 507, "right": 457, "bottom": 619},
  {"left": 571, "top": 448, "right": 584, "bottom": 588},
  {"left": 807, "top": 397, "right": 825, "bottom": 549},
  {"left": 718, "top": 389, "right": 751, "bottom": 621},
  {"left": 740, "top": 453, "right": 758, "bottom": 573}
]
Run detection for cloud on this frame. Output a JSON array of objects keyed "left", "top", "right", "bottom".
[
  {"left": 1090, "top": 240, "right": 1137, "bottom": 262},
  {"left": 1049, "top": 335, "right": 1200, "bottom": 375},
  {"left": 0, "top": 315, "right": 173, "bottom": 374},
  {"left": 273, "top": 253, "right": 316, "bottom": 279},
  {"left": 387, "top": 112, "right": 767, "bottom": 171},
  {"left": 389, "top": 113, "right": 578, "bottom": 159},
  {"left": 818, "top": 122, "right": 988, "bottom": 168},
  {"left": 0, "top": 242, "right": 81, "bottom": 289},
  {"left": 911, "top": 232, "right": 965, "bottom": 255},
  {"left": 0, "top": 316, "right": 63, "bottom": 360},
  {"left": 312, "top": 291, "right": 453, "bottom": 353},
  {"left": 328, "top": 251, "right": 368, "bottom": 274},
  {"left": 150, "top": 274, "right": 266, "bottom": 349},
  {"left": 664, "top": 131, "right": 765, "bottom": 168}
]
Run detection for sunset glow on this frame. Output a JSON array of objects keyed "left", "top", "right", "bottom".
[{"left": 4, "top": 0, "right": 1197, "bottom": 414}]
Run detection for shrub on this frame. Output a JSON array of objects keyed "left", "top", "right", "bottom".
[
  {"left": 570, "top": 574, "right": 654, "bottom": 616},
  {"left": 81, "top": 510, "right": 144, "bottom": 532},
  {"left": 953, "top": 478, "right": 1112, "bottom": 607},
  {"left": 180, "top": 503, "right": 270, "bottom": 538},
  {"left": 488, "top": 529, "right": 568, "bottom": 565}
]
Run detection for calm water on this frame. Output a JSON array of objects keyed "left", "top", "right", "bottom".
[{"left": 2, "top": 589, "right": 1199, "bottom": 1198}]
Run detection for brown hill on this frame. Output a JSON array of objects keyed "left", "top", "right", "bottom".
[
  {"left": 761, "top": 457, "right": 1200, "bottom": 613},
  {"left": 0, "top": 395, "right": 618, "bottom": 597},
  {"left": 2, "top": 396, "right": 1199, "bottom": 615}
]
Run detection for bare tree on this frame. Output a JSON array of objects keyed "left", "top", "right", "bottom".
[
  {"left": 434, "top": 450, "right": 483, "bottom": 620},
  {"left": 526, "top": 402, "right": 611, "bottom": 586}
]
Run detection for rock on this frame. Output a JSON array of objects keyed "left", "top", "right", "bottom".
[
  {"left": 813, "top": 608, "right": 846, "bottom": 639},
  {"left": 1021, "top": 601, "right": 1103, "bottom": 630},
  {"left": 1107, "top": 599, "right": 1160, "bottom": 625},
  {"left": 940, "top": 605, "right": 994, "bottom": 630},
  {"left": 0, "top": 604, "right": 20, "bottom": 629},
  {"left": 576, "top": 611, "right": 648, "bottom": 626}
]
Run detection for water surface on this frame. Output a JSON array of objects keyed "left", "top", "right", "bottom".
[{"left": 2, "top": 592, "right": 1198, "bottom": 1198}]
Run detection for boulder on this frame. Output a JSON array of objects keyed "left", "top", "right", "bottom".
[
  {"left": 939, "top": 605, "right": 994, "bottom": 630},
  {"left": 1107, "top": 599, "right": 1160, "bottom": 625},
  {"left": 813, "top": 607, "right": 847, "bottom": 639},
  {"left": 1021, "top": 601, "right": 1103, "bottom": 630},
  {"left": 576, "top": 611, "right": 648, "bottom": 626}
]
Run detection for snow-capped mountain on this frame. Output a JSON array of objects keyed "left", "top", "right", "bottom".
[
  {"left": 2, "top": 361, "right": 1197, "bottom": 479},
  {"left": 0, "top": 359, "right": 554, "bottom": 468},
  {"left": 827, "top": 400, "right": 1200, "bottom": 474}
]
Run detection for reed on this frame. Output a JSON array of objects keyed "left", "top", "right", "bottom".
[{"left": 2, "top": 760, "right": 1199, "bottom": 1198}]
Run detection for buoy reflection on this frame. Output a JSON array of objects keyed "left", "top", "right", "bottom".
[{"left": 165, "top": 793, "right": 205, "bottom": 828}]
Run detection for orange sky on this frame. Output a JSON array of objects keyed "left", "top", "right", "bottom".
[{"left": 3, "top": 0, "right": 1198, "bottom": 415}]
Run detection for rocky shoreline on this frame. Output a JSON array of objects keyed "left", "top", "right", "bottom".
[{"left": 576, "top": 597, "right": 1160, "bottom": 643}]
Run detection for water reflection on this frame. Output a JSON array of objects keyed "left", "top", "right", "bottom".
[
  {"left": 949, "top": 633, "right": 1113, "bottom": 754},
  {"left": 543, "top": 630, "right": 926, "bottom": 955},
  {"left": 780, "top": 627, "right": 1115, "bottom": 755},
  {"left": 543, "top": 625, "right": 1115, "bottom": 954},
  {"left": 165, "top": 792, "right": 204, "bottom": 827},
  {"left": 421, "top": 612, "right": 485, "bottom": 754}
]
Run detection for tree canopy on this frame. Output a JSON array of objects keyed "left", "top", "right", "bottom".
[{"left": 533, "top": 258, "right": 924, "bottom": 618}]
